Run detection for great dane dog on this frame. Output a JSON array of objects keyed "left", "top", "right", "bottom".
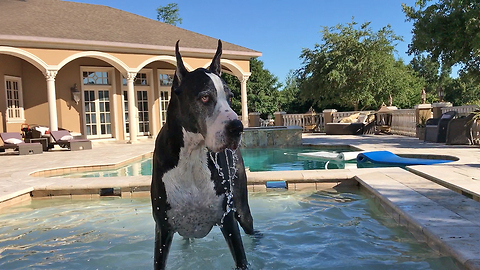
[{"left": 151, "top": 40, "right": 254, "bottom": 270}]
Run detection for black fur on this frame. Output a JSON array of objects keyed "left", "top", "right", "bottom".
[{"left": 151, "top": 40, "right": 254, "bottom": 270}]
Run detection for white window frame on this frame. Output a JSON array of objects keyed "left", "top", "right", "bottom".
[
  {"left": 157, "top": 69, "right": 175, "bottom": 128},
  {"left": 4, "top": 75, "right": 25, "bottom": 123},
  {"left": 80, "top": 67, "right": 115, "bottom": 139}
]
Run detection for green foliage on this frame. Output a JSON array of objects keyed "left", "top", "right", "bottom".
[
  {"left": 410, "top": 54, "right": 440, "bottom": 103},
  {"left": 221, "top": 72, "right": 241, "bottom": 114},
  {"left": 157, "top": 3, "right": 182, "bottom": 26},
  {"left": 297, "top": 20, "right": 423, "bottom": 111},
  {"left": 403, "top": 0, "right": 480, "bottom": 78},
  {"left": 443, "top": 75, "right": 480, "bottom": 106},
  {"left": 278, "top": 71, "right": 311, "bottom": 113},
  {"left": 246, "top": 58, "right": 282, "bottom": 119},
  {"left": 222, "top": 58, "right": 281, "bottom": 119}
]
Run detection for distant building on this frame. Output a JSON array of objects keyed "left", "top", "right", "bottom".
[{"left": 0, "top": 0, "right": 260, "bottom": 142}]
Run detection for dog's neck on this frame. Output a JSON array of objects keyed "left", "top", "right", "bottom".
[{"left": 181, "top": 128, "right": 205, "bottom": 155}]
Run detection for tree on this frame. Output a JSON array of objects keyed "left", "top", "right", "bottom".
[
  {"left": 409, "top": 54, "right": 453, "bottom": 103},
  {"left": 221, "top": 72, "right": 242, "bottom": 114},
  {"left": 444, "top": 75, "right": 480, "bottom": 106},
  {"left": 157, "top": 3, "right": 182, "bottom": 26},
  {"left": 246, "top": 58, "right": 282, "bottom": 118},
  {"left": 222, "top": 58, "right": 281, "bottom": 119},
  {"left": 297, "top": 20, "right": 422, "bottom": 111},
  {"left": 403, "top": 0, "right": 480, "bottom": 78},
  {"left": 278, "top": 71, "right": 310, "bottom": 113}
]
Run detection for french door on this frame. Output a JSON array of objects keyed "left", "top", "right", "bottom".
[
  {"left": 159, "top": 89, "right": 169, "bottom": 127},
  {"left": 84, "top": 89, "right": 112, "bottom": 138},
  {"left": 123, "top": 90, "right": 150, "bottom": 136}
]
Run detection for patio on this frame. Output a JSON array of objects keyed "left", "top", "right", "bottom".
[{"left": 1, "top": 134, "right": 480, "bottom": 269}]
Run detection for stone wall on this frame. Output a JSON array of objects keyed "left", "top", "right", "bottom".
[{"left": 241, "top": 126, "right": 302, "bottom": 148}]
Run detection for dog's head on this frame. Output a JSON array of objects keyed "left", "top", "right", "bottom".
[{"left": 172, "top": 40, "right": 243, "bottom": 153}]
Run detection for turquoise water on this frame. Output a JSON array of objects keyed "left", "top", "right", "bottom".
[
  {"left": 0, "top": 189, "right": 458, "bottom": 269},
  {"left": 241, "top": 147, "right": 356, "bottom": 172},
  {"left": 58, "top": 147, "right": 364, "bottom": 178}
]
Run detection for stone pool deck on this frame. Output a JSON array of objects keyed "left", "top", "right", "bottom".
[{"left": 1, "top": 134, "right": 480, "bottom": 269}]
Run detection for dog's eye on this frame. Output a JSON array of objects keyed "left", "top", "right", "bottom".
[{"left": 201, "top": 96, "right": 209, "bottom": 103}]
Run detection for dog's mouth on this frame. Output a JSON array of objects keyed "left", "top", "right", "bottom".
[
  {"left": 206, "top": 134, "right": 241, "bottom": 153},
  {"left": 227, "top": 138, "right": 241, "bottom": 151}
]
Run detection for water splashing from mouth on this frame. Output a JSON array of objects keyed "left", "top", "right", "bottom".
[{"left": 209, "top": 148, "right": 239, "bottom": 226}]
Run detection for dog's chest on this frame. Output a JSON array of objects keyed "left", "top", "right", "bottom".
[{"left": 161, "top": 132, "right": 224, "bottom": 238}]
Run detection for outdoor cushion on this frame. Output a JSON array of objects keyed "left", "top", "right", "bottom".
[
  {"left": 4, "top": 138, "right": 23, "bottom": 145},
  {"left": 60, "top": 135, "right": 74, "bottom": 141}
]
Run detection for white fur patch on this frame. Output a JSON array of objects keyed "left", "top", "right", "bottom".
[
  {"left": 162, "top": 128, "right": 224, "bottom": 238},
  {"left": 204, "top": 72, "right": 239, "bottom": 152}
]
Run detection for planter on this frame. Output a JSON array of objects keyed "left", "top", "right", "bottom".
[{"left": 416, "top": 126, "right": 425, "bottom": 140}]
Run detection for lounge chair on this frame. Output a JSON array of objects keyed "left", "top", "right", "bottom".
[
  {"left": 50, "top": 130, "right": 92, "bottom": 151},
  {"left": 325, "top": 112, "right": 375, "bottom": 135},
  {"left": 446, "top": 111, "right": 478, "bottom": 145},
  {"left": 424, "top": 111, "right": 457, "bottom": 143},
  {"left": 0, "top": 132, "right": 43, "bottom": 155}
]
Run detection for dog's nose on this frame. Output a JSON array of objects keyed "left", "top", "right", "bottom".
[{"left": 226, "top": 119, "right": 243, "bottom": 136}]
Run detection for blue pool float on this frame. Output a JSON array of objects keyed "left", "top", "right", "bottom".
[{"left": 356, "top": 151, "right": 454, "bottom": 166}]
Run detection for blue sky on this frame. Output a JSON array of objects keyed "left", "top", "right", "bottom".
[{"left": 67, "top": 0, "right": 418, "bottom": 84}]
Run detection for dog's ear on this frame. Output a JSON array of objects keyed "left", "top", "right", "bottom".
[
  {"left": 173, "top": 40, "right": 187, "bottom": 94},
  {"left": 208, "top": 40, "right": 222, "bottom": 76}
]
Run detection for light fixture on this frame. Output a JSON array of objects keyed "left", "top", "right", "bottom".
[
  {"left": 437, "top": 86, "right": 445, "bottom": 102},
  {"left": 71, "top": 83, "right": 80, "bottom": 105}
]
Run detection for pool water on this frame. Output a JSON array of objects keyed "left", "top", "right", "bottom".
[
  {"left": 58, "top": 147, "right": 366, "bottom": 178},
  {"left": 241, "top": 147, "right": 356, "bottom": 172},
  {"left": 0, "top": 189, "right": 458, "bottom": 269}
]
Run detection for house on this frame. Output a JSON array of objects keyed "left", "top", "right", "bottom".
[{"left": 0, "top": 0, "right": 260, "bottom": 142}]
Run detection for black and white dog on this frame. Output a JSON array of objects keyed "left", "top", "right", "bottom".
[{"left": 151, "top": 40, "right": 254, "bottom": 270}]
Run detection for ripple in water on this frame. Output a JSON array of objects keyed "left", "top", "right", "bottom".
[{"left": 0, "top": 189, "right": 460, "bottom": 270}]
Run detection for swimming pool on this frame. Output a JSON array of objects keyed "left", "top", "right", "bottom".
[
  {"left": 0, "top": 189, "right": 458, "bottom": 269},
  {"left": 56, "top": 147, "right": 363, "bottom": 178}
]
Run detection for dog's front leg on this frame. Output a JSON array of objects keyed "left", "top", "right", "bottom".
[
  {"left": 221, "top": 211, "right": 248, "bottom": 269},
  {"left": 154, "top": 223, "right": 174, "bottom": 270}
]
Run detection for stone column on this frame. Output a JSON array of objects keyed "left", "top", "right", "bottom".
[
  {"left": 248, "top": 112, "right": 260, "bottom": 127},
  {"left": 238, "top": 74, "right": 250, "bottom": 127},
  {"left": 45, "top": 70, "right": 59, "bottom": 132},
  {"left": 415, "top": 104, "right": 433, "bottom": 125},
  {"left": 274, "top": 111, "right": 286, "bottom": 126},
  {"left": 432, "top": 102, "right": 453, "bottom": 118},
  {"left": 323, "top": 109, "right": 337, "bottom": 124},
  {"left": 126, "top": 72, "right": 138, "bottom": 143}
]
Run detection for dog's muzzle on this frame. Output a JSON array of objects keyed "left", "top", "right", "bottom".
[
  {"left": 225, "top": 119, "right": 243, "bottom": 150},
  {"left": 226, "top": 119, "right": 243, "bottom": 137}
]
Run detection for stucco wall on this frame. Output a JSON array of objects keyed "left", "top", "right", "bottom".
[
  {"left": 0, "top": 55, "right": 30, "bottom": 133},
  {"left": 22, "top": 61, "right": 48, "bottom": 128}
]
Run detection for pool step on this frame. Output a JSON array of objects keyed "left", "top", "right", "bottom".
[{"left": 355, "top": 167, "right": 480, "bottom": 270}]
